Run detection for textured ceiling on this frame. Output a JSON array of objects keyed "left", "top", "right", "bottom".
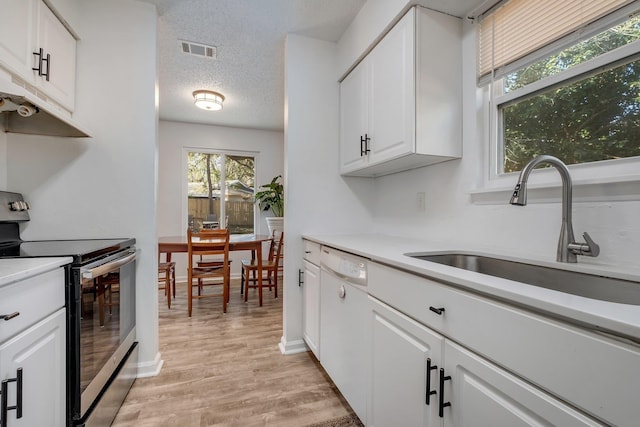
[
  {"left": 141, "top": 0, "right": 486, "bottom": 132},
  {"left": 140, "top": 0, "right": 366, "bottom": 132}
]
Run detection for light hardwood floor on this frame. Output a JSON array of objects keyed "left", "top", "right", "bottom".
[{"left": 112, "top": 279, "right": 355, "bottom": 427}]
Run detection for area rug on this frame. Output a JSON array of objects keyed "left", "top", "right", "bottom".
[{"left": 304, "top": 414, "right": 364, "bottom": 427}]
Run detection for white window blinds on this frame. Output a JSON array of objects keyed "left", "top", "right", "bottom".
[{"left": 478, "top": 0, "right": 632, "bottom": 80}]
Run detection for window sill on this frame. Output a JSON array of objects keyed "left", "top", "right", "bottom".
[{"left": 469, "top": 174, "right": 640, "bottom": 205}]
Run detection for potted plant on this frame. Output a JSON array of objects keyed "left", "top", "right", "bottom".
[{"left": 254, "top": 175, "right": 284, "bottom": 233}]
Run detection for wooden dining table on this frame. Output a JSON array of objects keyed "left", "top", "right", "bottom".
[{"left": 158, "top": 233, "right": 273, "bottom": 305}]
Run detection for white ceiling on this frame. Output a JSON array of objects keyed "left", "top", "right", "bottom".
[{"left": 140, "top": 0, "right": 487, "bottom": 132}]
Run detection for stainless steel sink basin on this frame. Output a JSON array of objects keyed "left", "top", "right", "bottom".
[{"left": 407, "top": 252, "right": 640, "bottom": 305}]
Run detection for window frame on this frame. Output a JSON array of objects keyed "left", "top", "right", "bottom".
[
  {"left": 181, "top": 147, "right": 259, "bottom": 235},
  {"left": 476, "top": 2, "right": 640, "bottom": 202}
]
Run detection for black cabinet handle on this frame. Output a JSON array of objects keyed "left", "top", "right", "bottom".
[
  {"left": 429, "top": 306, "right": 445, "bottom": 315},
  {"left": 1, "top": 312, "right": 19, "bottom": 321},
  {"left": 32, "top": 48, "right": 44, "bottom": 76},
  {"left": 360, "top": 134, "right": 371, "bottom": 156},
  {"left": 31, "top": 48, "right": 50, "bottom": 80},
  {"left": 438, "top": 368, "right": 451, "bottom": 418},
  {"left": 298, "top": 269, "right": 304, "bottom": 286},
  {"left": 425, "top": 358, "right": 437, "bottom": 405},
  {"left": 1, "top": 368, "right": 23, "bottom": 427},
  {"left": 43, "top": 53, "right": 51, "bottom": 81}
]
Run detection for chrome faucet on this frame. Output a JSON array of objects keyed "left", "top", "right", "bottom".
[{"left": 509, "top": 155, "right": 599, "bottom": 263}]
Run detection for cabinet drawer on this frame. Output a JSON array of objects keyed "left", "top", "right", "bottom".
[
  {"left": 0, "top": 268, "right": 65, "bottom": 342},
  {"left": 369, "top": 261, "right": 640, "bottom": 426},
  {"left": 303, "top": 240, "right": 321, "bottom": 265}
]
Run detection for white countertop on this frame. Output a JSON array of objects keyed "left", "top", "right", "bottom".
[
  {"left": 0, "top": 257, "right": 73, "bottom": 287},
  {"left": 303, "top": 233, "right": 640, "bottom": 343}
]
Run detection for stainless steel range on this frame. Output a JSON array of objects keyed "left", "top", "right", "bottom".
[{"left": 0, "top": 191, "right": 138, "bottom": 426}]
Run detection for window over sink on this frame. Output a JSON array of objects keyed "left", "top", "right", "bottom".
[{"left": 478, "top": 0, "right": 640, "bottom": 188}]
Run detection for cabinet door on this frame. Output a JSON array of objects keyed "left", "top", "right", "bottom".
[
  {"left": 36, "top": 0, "right": 76, "bottom": 111},
  {"left": 441, "top": 340, "right": 604, "bottom": 427},
  {"left": 367, "top": 8, "right": 415, "bottom": 165},
  {"left": 302, "top": 259, "right": 320, "bottom": 359},
  {"left": 369, "top": 297, "right": 444, "bottom": 427},
  {"left": 339, "top": 60, "right": 369, "bottom": 174},
  {"left": 0, "top": 0, "right": 37, "bottom": 79},
  {"left": 0, "top": 309, "right": 66, "bottom": 427}
]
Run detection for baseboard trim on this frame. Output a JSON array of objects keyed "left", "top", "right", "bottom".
[
  {"left": 278, "top": 336, "right": 308, "bottom": 355},
  {"left": 136, "top": 351, "right": 164, "bottom": 378}
]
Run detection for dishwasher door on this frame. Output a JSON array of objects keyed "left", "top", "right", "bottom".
[{"left": 320, "top": 248, "right": 368, "bottom": 423}]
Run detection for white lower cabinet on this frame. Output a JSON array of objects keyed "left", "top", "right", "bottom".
[
  {"left": 369, "top": 296, "right": 605, "bottom": 427},
  {"left": 0, "top": 308, "right": 66, "bottom": 427},
  {"left": 302, "top": 258, "right": 320, "bottom": 358},
  {"left": 302, "top": 240, "right": 322, "bottom": 359},
  {"left": 369, "top": 297, "right": 444, "bottom": 426},
  {"left": 0, "top": 264, "right": 67, "bottom": 427},
  {"left": 306, "top": 245, "right": 637, "bottom": 426},
  {"left": 442, "top": 340, "right": 603, "bottom": 427}
]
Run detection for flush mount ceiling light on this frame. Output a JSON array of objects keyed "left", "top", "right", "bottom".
[{"left": 193, "top": 90, "right": 224, "bottom": 111}]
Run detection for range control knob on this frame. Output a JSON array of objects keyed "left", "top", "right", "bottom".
[{"left": 8, "top": 201, "right": 30, "bottom": 211}]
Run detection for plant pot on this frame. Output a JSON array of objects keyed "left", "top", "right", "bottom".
[{"left": 265, "top": 217, "right": 284, "bottom": 234}]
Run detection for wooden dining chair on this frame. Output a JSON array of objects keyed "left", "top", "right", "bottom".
[
  {"left": 194, "top": 228, "right": 232, "bottom": 294},
  {"left": 187, "top": 228, "right": 231, "bottom": 316},
  {"left": 158, "top": 252, "right": 176, "bottom": 309},
  {"left": 241, "top": 230, "right": 283, "bottom": 306}
]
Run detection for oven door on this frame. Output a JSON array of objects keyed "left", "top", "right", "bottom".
[{"left": 68, "top": 249, "right": 137, "bottom": 426}]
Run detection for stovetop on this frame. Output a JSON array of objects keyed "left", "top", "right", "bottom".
[
  {"left": 0, "top": 191, "right": 135, "bottom": 265},
  {"left": 0, "top": 238, "right": 136, "bottom": 265}
]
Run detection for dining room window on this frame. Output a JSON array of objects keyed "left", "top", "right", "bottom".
[
  {"left": 479, "top": 0, "right": 640, "bottom": 177},
  {"left": 187, "top": 150, "right": 256, "bottom": 234}
]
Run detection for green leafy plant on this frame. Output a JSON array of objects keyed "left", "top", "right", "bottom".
[{"left": 254, "top": 175, "right": 284, "bottom": 217}]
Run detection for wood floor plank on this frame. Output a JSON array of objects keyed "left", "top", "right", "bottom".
[{"left": 112, "top": 280, "right": 355, "bottom": 426}]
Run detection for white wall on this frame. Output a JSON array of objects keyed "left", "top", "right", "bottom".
[
  {"left": 6, "top": 0, "right": 161, "bottom": 376},
  {"left": 157, "top": 120, "right": 284, "bottom": 277},
  {"left": 282, "top": 34, "right": 375, "bottom": 353}
]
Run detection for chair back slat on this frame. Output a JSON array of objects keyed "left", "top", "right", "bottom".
[{"left": 188, "top": 229, "right": 229, "bottom": 256}]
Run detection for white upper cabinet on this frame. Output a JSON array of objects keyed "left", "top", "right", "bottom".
[
  {"left": 0, "top": 0, "right": 37, "bottom": 79},
  {"left": 339, "top": 62, "right": 369, "bottom": 172},
  {"left": 339, "top": 6, "right": 462, "bottom": 177},
  {"left": 36, "top": 1, "right": 76, "bottom": 110},
  {"left": 0, "top": 0, "right": 77, "bottom": 112}
]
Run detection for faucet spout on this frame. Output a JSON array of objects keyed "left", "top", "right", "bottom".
[{"left": 509, "top": 155, "right": 598, "bottom": 263}]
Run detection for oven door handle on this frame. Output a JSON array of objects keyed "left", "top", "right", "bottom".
[{"left": 81, "top": 250, "right": 137, "bottom": 279}]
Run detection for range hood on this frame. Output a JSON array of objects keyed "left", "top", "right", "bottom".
[{"left": 0, "top": 75, "right": 91, "bottom": 138}]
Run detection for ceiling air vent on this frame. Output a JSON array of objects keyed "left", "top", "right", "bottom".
[{"left": 179, "top": 40, "right": 217, "bottom": 59}]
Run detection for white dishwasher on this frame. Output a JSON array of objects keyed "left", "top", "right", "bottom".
[{"left": 320, "top": 247, "right": 368, "bottom": 424}]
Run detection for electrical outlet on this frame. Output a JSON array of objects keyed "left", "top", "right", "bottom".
[{"left": 416, "top": 191, "right": 426, "bottom": 211}]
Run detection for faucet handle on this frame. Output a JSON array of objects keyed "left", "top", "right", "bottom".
[
  {"left": 568, "top": 232, "right": 600, "bottom": 257},
  {"left": 582, "top": 232, "right": 600, "bottom": 257}
]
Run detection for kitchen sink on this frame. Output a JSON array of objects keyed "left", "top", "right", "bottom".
[{"left": 406, "top": 252, "right": 640, "bottom": 305}]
